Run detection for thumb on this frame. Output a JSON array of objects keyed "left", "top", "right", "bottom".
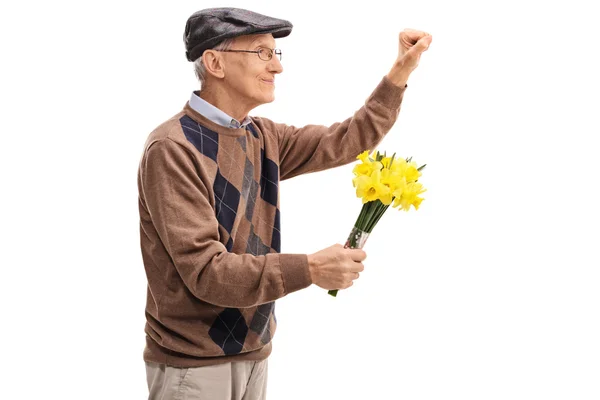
[
  {"left": 406, "top": 35, "right": 432, "bottom": 59},
  {"left": 403, "top": 36, "right": 431, "bottom": 63},
  {"left": 416, "top": 35, "right": 432, "bottom": 52}
]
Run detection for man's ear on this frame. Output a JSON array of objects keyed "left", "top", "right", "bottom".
[{"left": 202, "top": 50, "right": 225, "bottom": 79}]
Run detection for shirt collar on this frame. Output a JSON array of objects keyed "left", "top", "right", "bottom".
[{"left": 189, "top": 91, "right": 252, "bottom": 129}]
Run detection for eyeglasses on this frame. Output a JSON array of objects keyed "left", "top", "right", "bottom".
[{"left": 218, "top": 47, "right": 282, "bottom": 62}]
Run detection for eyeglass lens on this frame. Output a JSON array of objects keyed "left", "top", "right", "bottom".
[{"left": 258, "top": 48, "right": 282, "bottom": 61}]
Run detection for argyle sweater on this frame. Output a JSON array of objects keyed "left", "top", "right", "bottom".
[{"left": 137, "top": 76, "right": 407, "bottom": 367}]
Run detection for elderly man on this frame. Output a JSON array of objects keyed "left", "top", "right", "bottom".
[{"left": 137, "top": 7, "right": 432, "bottom": 400}]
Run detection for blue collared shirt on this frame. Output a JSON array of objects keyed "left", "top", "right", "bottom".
[{"left": 189, "top": 91, "right": 252, "bottom": 129}]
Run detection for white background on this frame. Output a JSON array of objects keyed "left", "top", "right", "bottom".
[{"left": 1, "top": 0, "right": 599, "bottom": 399}]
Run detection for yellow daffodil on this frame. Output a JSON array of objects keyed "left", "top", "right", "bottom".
[
  {"left": 380, "top": 168, "right": 402, "bottom": 194},
  {"left": 354, "top": 168, "right": 390, "bottom": 204},
  {"left": 353, "top": 160, "right": 383, "bottom": 177},
  {"left": 381, "top": 156, "right": 393, "bottom": 169},
  {"left": 357, "top": 150, "right": 372, "bottom": 163},
  {"left": 404, "top": 162, "right": 421, "bottom": 182},
  {"left": 391, "top": 177, "right": 407, "bottom": 199},
  {"left": 353, "top": 161, "right": 375, "bottom": 177},
  {"left": 390, "top": 158, "right": 406, "bottom": 174},
  {"left": 393, "top": 182, "right": 426, "bottom": 211},
  {"left": 390, "top": 158, "right": 421, "bottom": 182}
]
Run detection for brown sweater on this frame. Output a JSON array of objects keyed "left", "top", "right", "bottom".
[{"left": 137, "top": 76, "right": 407, "bottom": 367}]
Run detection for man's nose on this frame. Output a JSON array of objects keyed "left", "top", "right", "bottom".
[{"left": 269, "top": 56, "right": 283, "bottom": 74}]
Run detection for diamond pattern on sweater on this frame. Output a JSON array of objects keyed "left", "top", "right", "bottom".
[
  {"left": 180, "top": 120, "right": 282, "bottom": 353},
  {"left": 246, "top": 224, "right": 271, "bottom": 256},
  {"left": 259, "top": 149, "right": 279, "bottom": 207},
  {"left": 247, "top": 123, "right": 259, "bottom": 139},
  {"left": 214, "top": 170, "right": 240, "bottom": 235},
  {"left": 209, "top": 308, "right": 248, "bottom": 356},
  {"left": 271, "top": 209, "right": 281, "bottom": 253},
  {"left": 237, "top": 136, "right": 247, "bottom": 152},
  {"left": 249, "top": 302, "right": 274, "bottom": 345},
  {"left": 180, "top": 116, "right": 219, "bottom": 162},
  {"left": 241, "top": 157, "right": 254, "bottom": 199}
]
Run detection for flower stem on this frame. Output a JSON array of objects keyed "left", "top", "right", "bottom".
[
  {"left": 366, "top": 203, "right": 390, "bottom": 232},
  {"left": 364, "top": 202, "right": 378, "bottom": 231}
]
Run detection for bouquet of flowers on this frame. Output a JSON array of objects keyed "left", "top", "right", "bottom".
[{"left": 328, "top": 149, "right": 426, "bottom": 297}]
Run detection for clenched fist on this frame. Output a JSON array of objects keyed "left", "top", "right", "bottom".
[{"left": 387, "top": 28, "right": 433, "bottom": 87}]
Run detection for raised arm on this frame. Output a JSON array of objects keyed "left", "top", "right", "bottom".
[
  {"left": 254, "top": 75, "right": 407, "bottom": 181},
  {"left": 254, "top": 29, "right": 432, "bottom": 181}
]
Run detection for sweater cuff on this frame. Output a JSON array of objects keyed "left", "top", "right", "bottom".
[
  {"left": 370, "top": 75, "right": 408, "bottom": 110},
  {"left": 279, "top": 254, "right": 312, "bottom": 294}
]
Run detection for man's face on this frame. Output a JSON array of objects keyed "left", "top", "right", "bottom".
[{"left": 221, "top": 33, "right": 283, "bottom": 109}]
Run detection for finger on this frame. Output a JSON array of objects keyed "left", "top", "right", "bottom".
[
  {"left": 344, "top": 272, "right": 360, "bottom": 282},
  {"left": 402, "top": 29, "right": 431, "bottom": 39},
  {"left": 417, "top": 35, "right": 432, "bottom": 52},
  {"left": 400, "top": 33, "right": 416, "bottom": 48},
  {"left": 400, "top": 29, "right": 430, "bottom": 46},
  {"left": 349, "top": 262, "right": 364, "bottom": 273},
  {"left": 347, "top": 248, "right": 367, "bottom": 262},
  {"left": 406, "top": 35, "right": 432, "bottom": 56}
]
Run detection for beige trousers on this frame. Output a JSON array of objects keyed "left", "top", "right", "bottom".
[{"left": 145, "top": 359, "right": 268, "bottom": 400}]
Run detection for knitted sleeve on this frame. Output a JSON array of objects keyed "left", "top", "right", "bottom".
[
  {"left": 255, "top": 75, "right": 407, "bottom": 181},
  {"left": 139, "top": 138, "right": 312, "bottom": 308}
]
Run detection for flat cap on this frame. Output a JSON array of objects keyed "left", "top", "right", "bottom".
[{"left": 184, "top": 8, "right": 293, "bottom": 62}]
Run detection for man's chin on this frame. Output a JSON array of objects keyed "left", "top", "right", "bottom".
[
  {"left": 260, "top": 95, "right": 276, "bottom": 104},
  {"left": 250, "top": 94, "right": 276, "bottom": 108}
]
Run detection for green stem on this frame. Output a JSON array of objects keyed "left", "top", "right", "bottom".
[
  {"left": 354, "top": 205, "right": 364, "bottom": 231},
  {"left": 356, "top": 203, "right": 365, "bottom": 230},
  {"left": 367, "top": 203, "right": 390, "bottom": 232},
  {"left": 364, "top": 202, "right": 381, "bottom": 232},
  {"left": 364, "top": 202, "right": 378, "bottom": 230}
]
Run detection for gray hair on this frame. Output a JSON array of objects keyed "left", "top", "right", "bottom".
[{"left": 194, "top": 38, "right": 236, "bottom": 87}]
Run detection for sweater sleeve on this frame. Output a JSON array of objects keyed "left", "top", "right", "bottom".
[
  {"left": 139, "top": 138, "right": 312, "bottom": 308},
  {"left": 258, "top": 75, "right": 407, "bottom": 181}
]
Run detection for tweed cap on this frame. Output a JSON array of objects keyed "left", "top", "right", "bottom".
[{"left": 184, "top": 8, "right": 293, "bottom": 62}]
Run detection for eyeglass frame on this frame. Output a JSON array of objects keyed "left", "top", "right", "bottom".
[{"left": 216, "top": 47, "right": 282, "bottom": 62}]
